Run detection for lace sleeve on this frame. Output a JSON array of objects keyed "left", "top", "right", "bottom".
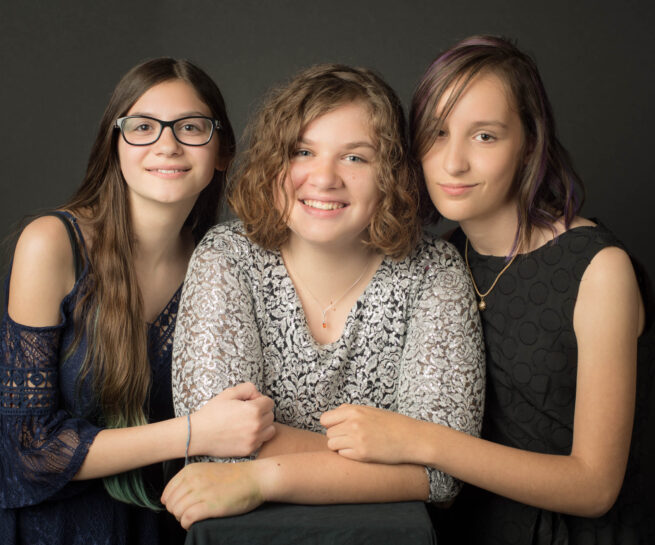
[
  {"left": 397, "top": 238, "right": 486, "bottom": 503},
  {"left": 0, "top": 315, "right": 101, "bottom": 508},
  {"left": 172, "top": 225, "right": 264, "bottom": 462}
]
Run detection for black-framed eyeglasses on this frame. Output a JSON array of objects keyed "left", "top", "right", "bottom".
[{"left": 115, "top": 115, "right": 221, "bottom": 146}]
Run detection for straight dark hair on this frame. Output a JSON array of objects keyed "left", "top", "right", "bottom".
[{"left": 411, "top": 35, "right": 584, "bottom": 255}]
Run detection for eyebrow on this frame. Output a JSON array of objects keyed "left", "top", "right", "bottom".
[
  {"left": 469, "top": 120, "right": 509, "bottom": 130},
  {"left": 128, "top": 110, "right": 210, "bottom": 118},
  {"left": 299, "top": 138, "right": 377, "bottom": 150}
]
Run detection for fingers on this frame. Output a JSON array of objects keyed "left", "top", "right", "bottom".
[
  {"left": 261, "top": 424, "right": 276, "bottom": 443},
  {"left": 226, "top": 381, "right": 259, "bottom": 400},
  {"left": 320, "top": 403, "right": 353, "bottom": 427},
  {"left": 251, "top": 394, "right": 274, "bottom": 414},
  {"left": 162, "top": 466, "right": 197, "bottom": 519}
]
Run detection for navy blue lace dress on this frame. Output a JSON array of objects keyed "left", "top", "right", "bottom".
[{"left": 0, "top": 212, "right": 186, "bottom": 545}]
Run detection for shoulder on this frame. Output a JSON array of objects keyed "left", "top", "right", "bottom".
[
  {"left": 409, "top": 230, "right": 467, "bottom": 275},
  {"left": 582, "top": 245, "right": 638, "bottom": 294},
  {"left": 8, "top": 214, "right": 77, "bottom": 326},
  {"left": 195, "top": 220, "right": 257, "bottom": 259},
  {"left": 186, "top": 220, "right": 272, "bottom": 281},
  {"left": 392, "top": 231, "right": 472, "bottom": 300}
]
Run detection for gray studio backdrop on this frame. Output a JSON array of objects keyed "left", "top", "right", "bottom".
[{"left": 1, "top": 1, "right": 653, "bottom": 310}]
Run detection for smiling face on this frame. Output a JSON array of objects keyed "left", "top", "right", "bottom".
[
  {"left": 421, "top": 71, "right": 525, "bottom": 232},
  {"left": 117, "top": 79, "right": 221, "bottom": 210},
  {"left": 282, "top": 101, "right": 380, "bottom": 249}
]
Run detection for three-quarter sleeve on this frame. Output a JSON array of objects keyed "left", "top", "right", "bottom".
[
  {"left": 397, "top": 238, "right": 486, "bottom": 503},
  {"left": 0, "top": 314, "right": 101, "bottom": 508},
  {"left": 172, "top": 225, "right": 264, "bottom": 461}
]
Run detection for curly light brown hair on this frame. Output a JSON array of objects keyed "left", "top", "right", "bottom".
[{"left": 228, "top": 63, "right": 420, "bottom": 259}]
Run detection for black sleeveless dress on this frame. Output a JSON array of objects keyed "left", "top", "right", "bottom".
[{"left": 436, "top": 224, "right": 655, "bottom": 544}]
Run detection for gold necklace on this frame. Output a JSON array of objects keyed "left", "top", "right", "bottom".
[
  {"left": 464, "top": 237, "right": 517, "bottom": 311},
  {"left": 284, "top": 256, "right": 370, "bottom": 329}
]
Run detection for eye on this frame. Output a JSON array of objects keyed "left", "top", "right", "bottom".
[
  {"left": 293, "top": 149, "right": 312, "bottom": 157},
  {"left": 179, "top": 122, "right": 203, "bottom": 133},
  {"left": 345, "top": 154, "right": 366, "bottom": 163},
  {"left": 134, "top": 122, "right": 154, "bottom": 132},
  {"left": 475, "top": 132, "right": 496, "bottom": 143}
]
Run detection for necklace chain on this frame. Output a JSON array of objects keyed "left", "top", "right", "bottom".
[
  {"left": 284, "top": 255, "right": 370, "bottom": 328},
  {"left": 464, "top": 237, "right": 517, "bottom": 311}
]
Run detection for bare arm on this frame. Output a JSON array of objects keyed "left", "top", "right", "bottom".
[
  {"left": 257, "top": 423, "right": 328, "bottom": 458},
  {"left": 162, "top": 453, "right": 428, "bottom": 529},
  {"left": 7, "top": 217, "right": 274, "bottom": 484},
  {"left": 323, "top": 246, "right": 642, "bottom": 517}
]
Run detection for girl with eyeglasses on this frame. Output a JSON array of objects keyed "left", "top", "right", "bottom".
[
  {"left": 320, "top": 36, "right": 654, "bottom": 543},
  {"left": 0, "top": 58, "right": 275, "bottom": 545},
  {"left": 161, "top": 64, "right": 485, "bottom": 528}
]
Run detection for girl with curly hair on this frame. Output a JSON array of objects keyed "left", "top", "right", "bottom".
[{"left": 163, "top": 63, "right": 486, "bottom": 528}]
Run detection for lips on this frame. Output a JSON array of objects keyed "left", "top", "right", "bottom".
[{"left": 438, "top": 183, "right": 477, "bottom": 196}]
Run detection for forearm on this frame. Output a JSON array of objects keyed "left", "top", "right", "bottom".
[
  {"left": 256, "top": 451, "right": 429, "bottom": 504},
  {"left": 257, "top": 423, "right": 329, "bottom": 458},
  {"left": 411, "top": 419, "right": 624, "bottom": 517},
  {"left": 73, "top": 416, "right": 187, "bottom": 480}
]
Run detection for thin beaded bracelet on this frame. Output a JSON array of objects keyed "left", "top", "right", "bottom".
[{"left": 184, "top": 413, "right": 191, "bottom": 466}]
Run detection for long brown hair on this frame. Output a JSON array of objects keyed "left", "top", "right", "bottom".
[
  {"left": 411, "top": 35, "right": 584, "bottom": 254},
  {"left": 229, "top": 63, "right": 420, "bottom": 259},
  {"left": 66, "top": 58, "right": 235, "bottom": 507}
]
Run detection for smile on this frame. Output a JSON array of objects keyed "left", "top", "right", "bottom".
[
  {"left": 149, "top": 169, "right": 189, "bottom": 174},
  {"left": 302, "top": 199, "right": 346, "bottom": 210},
  {"left": 438, "top": 184, "right": 477, "bottom": 196}
]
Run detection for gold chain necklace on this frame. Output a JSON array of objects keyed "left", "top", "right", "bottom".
[
  {"left": 284, "top": 256, "right": 370, "bottom": 329},
  {"left": 464, "top": 237, "right": 517, "bottom": 311}
]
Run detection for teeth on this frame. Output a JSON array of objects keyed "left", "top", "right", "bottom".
[
  {"left": 303, "top": 199, "right": 345, "bottom": 210},
  {"left": 157, "top": 169, "right": 184, "bottom": 174}
]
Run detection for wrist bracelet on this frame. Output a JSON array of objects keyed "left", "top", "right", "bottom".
[{"left": 185, "top": 413, "right": 191, "bottom": 466}]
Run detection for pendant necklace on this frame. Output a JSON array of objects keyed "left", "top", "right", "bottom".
[
  {"left": 285, "top": 255, "right": 370, "bottom": 328},
  {"left": 464, "top": 237, "right": 517, "bottom": 311}
]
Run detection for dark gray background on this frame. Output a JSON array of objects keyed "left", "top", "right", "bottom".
[{"left": 1, "top": 1, "right": 653, "bottom": 309}]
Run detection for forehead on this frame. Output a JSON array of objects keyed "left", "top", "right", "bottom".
[
  {"left": 437, "top": 70, "right": 517, "bottom": 121},
  {"left": 300, "top": 100, "right": 375, "bottom": 140},
  {"left": 127, "top": 79, "right": 211, "bottom": 117}
]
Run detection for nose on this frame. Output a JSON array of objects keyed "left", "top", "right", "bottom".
[
  {"left": 442, "top": 137, "right": 469, "bottom": 176},
  {"left": 153, "top": 126, "right": 182, "bottom": 155},
  {"left": 308, "top": 157, "right": 341, "bottom": 189}
]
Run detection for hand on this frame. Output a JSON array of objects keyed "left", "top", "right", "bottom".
[
  {"left": 191, "top": 382, "right": 276, "bottom": 458},
  {"left": 320, "top": 404, "right": 418, "bottom": 464},
  {"left": 162, "top": 462, "right": 264, "bottom": 529}
]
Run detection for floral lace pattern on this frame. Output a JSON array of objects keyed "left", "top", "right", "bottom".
[{"left": 173, "top": 221, "right": 486, "bottom": 502}]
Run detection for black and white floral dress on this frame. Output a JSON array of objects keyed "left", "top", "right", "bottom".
[{"left": 172, "top": 220, "right": 485, "bottom": 502}]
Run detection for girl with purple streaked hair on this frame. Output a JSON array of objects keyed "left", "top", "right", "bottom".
[{"left": 321, "top": 35, "right": 654, "bottom": 543}]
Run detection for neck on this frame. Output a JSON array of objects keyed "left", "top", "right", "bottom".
[
  {"left": 129, "top": 198, "right": 195, "bottom": 269},
  {"left": 460, "top": 204, "right": 520, "bottom": 257},
  {"left": 281, "top": 236, "right": 380, "bottom": 302}
]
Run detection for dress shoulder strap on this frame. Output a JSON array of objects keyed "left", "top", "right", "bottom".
[{"left": 42, "top": 211, "right": 86, "bottom": 282}]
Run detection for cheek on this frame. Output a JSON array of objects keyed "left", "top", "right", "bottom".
[
  {"left": 273, "top": 174, "right": 294, "bottom": 215},
  {"left": 420, "top": 152, "right": 440, "bottom": 183},
  {"left": 117, "top": 143, "right": 141, "bottom": 178}
]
